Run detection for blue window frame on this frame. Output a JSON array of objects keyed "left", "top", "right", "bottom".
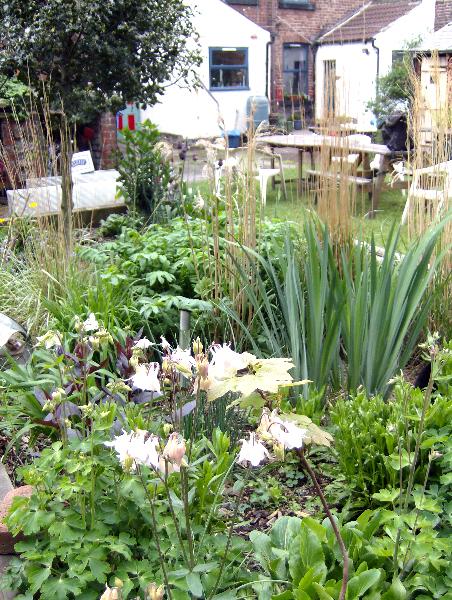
[
  {"left": 209, "top": 48, "right": 249, "bottom": 90},
  {"left": 279, "top": 0, "right": 315, "bottom": 9},
  {"left": 283, "top": 43, "right": 309, "bottom": 97}
]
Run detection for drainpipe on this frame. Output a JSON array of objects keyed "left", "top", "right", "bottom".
[
  {"left": 266, "top": 34, "right": 276, "bottom": 99},
  {"left": 371, "top": 38, "right": 380, "bottom": 101}
]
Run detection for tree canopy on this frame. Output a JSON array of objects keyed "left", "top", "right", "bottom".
[{"left": 0, "top": 0, "right": 201, "bottom": 122}]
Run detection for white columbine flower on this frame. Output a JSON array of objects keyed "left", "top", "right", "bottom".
[
  {"left": 104, "top": 430, "right": 160, "bottom": 470},
  {"left": 131, "top": 363, "right": 161, "bottom": 393},
  {"left": 237, "top": 432, "right": 269, "bottom": 467},
  {"left": 35, "top": 330, "right": 61, "bottom": 349},
  {"left": 209, "top": 344, "right": 249, "bottom": 380},
  {"left": 134, "top": 337, "right": 153, "bottom": 350},
  {"left": 170, "top": 347, "right": 195, "bottom": 374},
  {"left": 83, "top": 313, "right": 99, "bottom": 332},
  {"left": 273, "top": 420, "right": 307, "bottom": 450}
]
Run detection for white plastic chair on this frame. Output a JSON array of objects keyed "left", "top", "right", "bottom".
[
  {"left": 401, "top": 160, "right": 452, "bottom": 226},
  {"left": 214, "top": 146, "right": 287, "bottom": 205}
]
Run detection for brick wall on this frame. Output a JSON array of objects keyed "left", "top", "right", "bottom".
[
  {"left": 434, "top": 0, "right": 452, "bottom": 31},
  {"left": 225, "top": 0, "right": 371, "bottom": 112},
  {"left": 0, "top": 110, "right": 117, "bottom": 189}
]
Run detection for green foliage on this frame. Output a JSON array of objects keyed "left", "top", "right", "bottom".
[
  {"left": 99, "top": 213, "right": 146, "bottom": 238},
  {"left": 330, "top": 384, "right": 429, "bottom": 501},
  {"left": 0, "top": 324, "right": 154, "bottom": 447},
  {"left": 0, "top": 419, "right": 253, "bottom": 600},
  {"left": 77, "top": 220, "right": 214, "bottom": 341},
  {"left": 367, "top": 38, "right": 422, "bottom": 121},
  {"left": 222, "top": 215, "right": 445, "bottom": 399},
  {"left": 0, "top": 0, "right": 201, "bottom": 122},
  {"left": 0, "top": 75, "right": 30, "bottom": 120},
  {"left": 115, "top": 121, "right": 174, "bottom": 218},
  {"left": 250, "top": 513, "right": 387, "bottom": 600}
]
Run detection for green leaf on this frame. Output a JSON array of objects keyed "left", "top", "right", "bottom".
[
  {"left": 270, "top": 516, "right": 302, "bottom": 550},
  {"left": 88, "top": 558, "right": 110, "bottom": 582},
  {"left": 186, "top": 572, "right": 203, "bottom": 597},
  {"left": 381, "top": 577, "right": 406, "bottom": 600},
  {"left": 346, "top": 569, "right": 381, "bottom": 599},
  {"left": 193, "top": 562, "right": 218, "bottom": 573},
  {"left": 372, "top": 489, "right": 399, "bottom": 503},
  {"left": 311, "top": 582, "right": 334, "bottom": 600},
  {"left": 29, "top": 567, "right": 52, "bottom": 593},
  {"left": 41, "top": 576, "right": 82, "bottom": 600}
]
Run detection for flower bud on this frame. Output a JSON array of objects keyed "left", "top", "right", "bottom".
[
  {"left": 114, "top": 578, "right": 123, "bottom": 590},
  {"left": 163, "top": 433, "right": 186, "bottom": 466},
  {"left": 163, "top": 423, "right": 172, "bottom": 437},
  {"left": 52, "top": 388, "right": 65, "bottom": 403},
  {"left": 129, "top": 355, "right": 139, "bottom": 369},
  {"left": 147, "top": 583, "right": 165, "bottom": 600},
  {"left": 100, "top": 585, "right": 119, "bottom": 600},
  {"left": 122, "top": 452, "right": 134, "bottom": 473},
  {"left": 196, "top": 358, "right": 209, "bottom": 379},
  {"left": 273, "top": 440, "right": 285, "bottom": 462},
  {"left": 162, "top": 358, "right": 170, "bottom": 374},
  {"left": 89, "top": 335, "right": 100, "bottom": 351},
  {"left": 192, "top": 337, "right": 203, "bottom": 355},
  {"left": 175, "top": 362, "right": 192, "bottom": 375}
]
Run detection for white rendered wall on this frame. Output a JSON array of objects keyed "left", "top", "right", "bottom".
[
  {"left": 315, "top": 0, "right": 435, "bottom": 122},
  {"left": 141, "top": 0, "right": 270, "bottom": 139}
]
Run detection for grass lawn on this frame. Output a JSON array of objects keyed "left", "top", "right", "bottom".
[{"left": 191, "top": 164, "right": 411, "bottom": 249}]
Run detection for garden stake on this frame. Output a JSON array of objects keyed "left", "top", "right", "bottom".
[{"left": 296, "top": 448, "right": 349, "bottom": 600}]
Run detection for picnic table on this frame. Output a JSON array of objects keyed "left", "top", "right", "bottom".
[{"left": 259, "top": 134, "right": 409, "bottom": 218}]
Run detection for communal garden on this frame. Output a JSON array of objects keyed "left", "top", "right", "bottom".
[{"left": 1, "top": 108, "right": 452, "bottom": 600}]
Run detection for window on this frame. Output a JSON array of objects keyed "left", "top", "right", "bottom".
[
  {"left": 279, "top": 0, "right": 315, "bottom": 9},
  {"left": 209, "top": 48, "right": 249, "bottom": 90},
  {"left": 283, "top": 43, "right": 309, "bottom": 97}
]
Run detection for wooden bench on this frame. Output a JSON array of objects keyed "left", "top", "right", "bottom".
[{"left": 305, "top": 169, "right": 373, "bottom": 202}]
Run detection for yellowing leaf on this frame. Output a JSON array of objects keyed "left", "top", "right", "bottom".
[{"left": 207, "top": 357, "right": 295, "bottom": 402}]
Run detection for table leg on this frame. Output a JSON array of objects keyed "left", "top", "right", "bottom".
[
  {"left": 369, "top": 155, "right": 391, "bottom": 219},
  {"left": 298, "top": 149, "right": 303, "bottom": 196}
]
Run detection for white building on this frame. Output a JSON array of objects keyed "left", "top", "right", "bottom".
[
  {"left": 314, "top": 0, "right": 435, "bottom": 123},
  {"left": 139, "top": 0, "right": 271, "bottom": 139}
]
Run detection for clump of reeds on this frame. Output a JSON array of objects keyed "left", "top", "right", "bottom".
[
  {"left": 0, "top": 93, "right": 93, "bottom": 333},
  {"left": 406, "top": 50, "right": 452, "bottom": 338}
]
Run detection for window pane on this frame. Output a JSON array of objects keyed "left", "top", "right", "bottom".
[
  {"left": 211, "top": 49, "right": 247, "bottom": 66},
  {"left": 283, "top": 71, "right": 307, "bottom": 96},
  {"left": 211, "top": 68, "right": 247, "bottom": 88},
  {"left": 283, "top": 46, "right": 308, "bottom": 72}
]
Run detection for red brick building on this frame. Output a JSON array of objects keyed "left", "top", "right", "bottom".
[{"left": 224, "top": 0, "right": 369, "bottom": 115}]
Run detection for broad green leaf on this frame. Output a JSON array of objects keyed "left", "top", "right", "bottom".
[
  {"left": 381, "top": 577, "right": 406, "bottom": 600},
  {"left": 186, "top": 572, "right": 203, "bottom": 597},
  {"left": 372, "top": 489, "right": 399, "bottom": 503},
  {"left": 193, "top": 562, "right": 218, "bottom": 573},
  {"left": 346, "top": 569, "right": 381, "bottom": 599},
  {"left": 311, "top": 582, "right": 334, "bottom": 600},
  {"left": 29, "top": 567, "right": 52, "bottom": 593},
  {"left": 270, "top": 516, "right": 302, "bottom": 550}
]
